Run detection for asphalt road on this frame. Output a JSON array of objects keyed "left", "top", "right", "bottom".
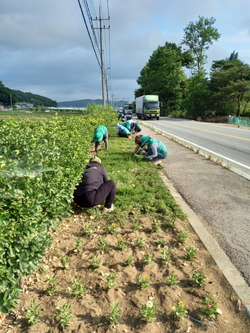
[
  {"left": 142, "top": 117, "right": 250, "bottom": 180},
  {"left": 138, "top": 122, "right": 250, "bottom": 287}
]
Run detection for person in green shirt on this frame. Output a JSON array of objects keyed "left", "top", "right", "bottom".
[
  {"left": 134, "top": 135, "right": 168, "bottom": 165},
  {"left": 92, "top": 126, "right": 108, "bottom": 152}
]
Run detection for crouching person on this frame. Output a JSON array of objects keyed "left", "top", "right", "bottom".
[
  {"left": 92, "top": 126, "right": 108, "bottom": 152},
  {"left": 73, "top": 156, "right": 116, "bottom": 213},
  {"left": 116, "top": 124, "right": 131, "bottom": 138},
  {"left": 134, "top": 135, "right": 168, "bottom": 165}
]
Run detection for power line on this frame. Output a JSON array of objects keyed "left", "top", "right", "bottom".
[{"left": 77, "top": 0, "right": 101, "bottom": 68}]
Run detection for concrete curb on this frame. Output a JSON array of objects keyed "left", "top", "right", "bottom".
[{"left": 160, "top": 173, "right": 250, "bottom": 315}]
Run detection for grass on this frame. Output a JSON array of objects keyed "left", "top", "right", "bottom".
[{"left": 94, "top": 125, "right": 186, "bottom": 220}]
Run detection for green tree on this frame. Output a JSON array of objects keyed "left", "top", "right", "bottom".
[
  {"left": 136, "top": 42, "right": 190, "bottom": 115},
  {"left": 182, "top": 69, "right": 212, "bottom": 120},
  {"left": 210, "top": 57, "right": 250, "bottom": 116},
  {"left": 0, "top": 81, "right": 18, "bottom": 107},
  {"left": 182, "top": 16, "right": 220, "bottom": 71}
]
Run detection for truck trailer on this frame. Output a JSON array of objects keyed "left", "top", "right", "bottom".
[{"left": 135, "top": 95, "right": 160, "bottom": 120}]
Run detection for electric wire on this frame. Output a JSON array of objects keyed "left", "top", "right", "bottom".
[{"left": 77, "top": 0, "right": 101, "bottom": 68}]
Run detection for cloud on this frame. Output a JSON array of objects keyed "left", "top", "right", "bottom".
[{"left": 0, "top": 0, "right": 250, "bottom": 103}]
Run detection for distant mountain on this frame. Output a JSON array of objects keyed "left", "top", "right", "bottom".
[
  {"left": 57, "top": 99, "right": 103, "bottom": 108},
  {"left": 57, "top": 99, "right": 132, "bottom": 108}
]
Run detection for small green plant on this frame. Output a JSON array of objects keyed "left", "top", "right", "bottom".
[
  {"left": 132, "top": 220, "right": 141, "bottom": 231},
  {"left": 140, "top": 300, "right": 157, "bottom": 323},
  {"left": 91, "top": 254, "right": 102, "bottom": 269},
  {"left": 152, "top": 219, "right": 161, "bottom": 232},
  {"left": 60, "top": 255, "right": 70, "bottom": 270},
  {"left": 105, "top": 273, "right": 117, "bottom": 289},
  {"left": 201, "top": 297, "right": 218, "bottom": 319},
  {"left": 167, "top": 273, "right": 180, "bottom": 286},
  {"left": 98, "top": 236, "right": 108, "bottom": 251},
  {"left": 117, "top": 238, "right": 127, "bottom": 250},
  {"left": 54, "top": 302, "right": 74, "bottom": 329},
  {"left": 192, "top": 272, "right": 206, "bottom": 287},
  {"left": 71, "top": 279, "right": 88, "bottom": 297},
  {"left": 166, "top": 219, "right": 176, "bottom": 228},
  {"left": 124, "top": 255, "right": 133, "bottom": 266},
  {"left": 186, "top": 246, "right": 198, "bottom": 260},
  {"left": 138, "top": 275, "right": 151, "bottom": 290},
  {"left": 156, "top": 239, "right": 167, "bottom": 248},
  {"left": 161, "top": 249, "right": 171, "bottom": 263},
  {"left": 177, "top": 230, "right": 189, "bottom": 244},
  {"left": 74, "top": 237, "right": 83, "bottom": 253},
  {"left": 106, "top": 302, "right": 121, "bottom": 325},
  {"left": 172, "top": 301, "right": 188, "bottom": 320},
  {"left": 24, "top": 299, "right": 42, "bottom": 326},
  {"left": 45, "top": 277, "right": 59, "bottom": 296},
  {"left": 136, "top": 237, "right": 146, "bottom": 249},
  {"left": 108, "top": 223, "right": 118, "bottom": 235},
  {"left": 143, "top": 252, "right": 153, "bottom": 265},
  {"left": 84, "top": 222, "right": 93, "bottom": 237}
]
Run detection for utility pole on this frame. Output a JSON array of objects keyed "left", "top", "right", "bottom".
[{"left": 94, "top": 6, "right": 110, "bottom": 106}]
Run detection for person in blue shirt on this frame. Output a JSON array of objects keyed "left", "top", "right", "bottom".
[{"left": 116, "top": 124, "right": 131, "bottom": 138}]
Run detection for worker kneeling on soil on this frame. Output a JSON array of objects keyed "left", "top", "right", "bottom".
[
  {"left": 134, "top": 135, "right": 168, "bottom": 165},
  {"left": 73, "top": 156, "right": 116, "bottom": 213}
]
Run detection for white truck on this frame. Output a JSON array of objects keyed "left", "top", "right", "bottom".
[{"left": 135, "top": 95, "right": 160, "bottom": 120}]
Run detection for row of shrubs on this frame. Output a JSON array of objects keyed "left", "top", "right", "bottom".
[{"left": 0, "top": 105, "right": 116, "bottom": 314}]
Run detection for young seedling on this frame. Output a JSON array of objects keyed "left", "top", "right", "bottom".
[
  {"left": 132, "top": 220, "right": 141, "bottom": 231},
  {"left": 143, "top": 252, "right": 153, "bottom": 265},
  {"left": 84, "top": 222, "right": 93, "bottom": 237},
  {"left": 152, "top": 219, "right": 161, "bottom": 232},
  {"left": 60, "top": 255, "right": 70, "bottom": 270},
  {"left": 192, "top": 272, "right": 206, "bottom": 287},
  {"left": 71, "top": 278, "right": 88, "bottom": 297},
  {"left": 167, "top": 273, "right": 180, "bottom": 286},
  {"left": 97, "top": 236, "right": 108, "bottom": 251},
  {"left": 136, "top": 237, "right": 146, "bottom": 249},
  {"left": 105, "top": 273, "right": 117, "bottom": 289},
  {"left": 108, "top": 223, "right": 118, "bottom": 235},
  {"left": 91, "top": 254, "right": 102, "bottom": 270},
  {"left": 186, "top": 247, "right": 198, "bottom": 260},
  {"left": 140, "top": 300, "right": 157, "bottom": 323},
  {"left": 138, "top": 275, "right": 151, "bottom": 290},
  {"left": 177, "top": 230, "right": 189, "bottom": 244},
  {"left": 172, "top": 301, "right": 188, "bottom": 320},
  {"left": 24, "top": 299, "right": 42, "bottom": 326},
  {"left": 54, "top": 302, "right": 74, "bottom": 329},
  {"left": 45, "top": 277, "right": 59, "bottom": 296},
  {"left": 74, "top": 237, "right": 83, "bottom": 253},
  {"left": 161, "top": 249, "right": 171, "bottom": 263},
  {"left": 166, "top": 219, "right": 176, "bottom": 228},
  {"left": 106, "top": 302, "right": 121, "bottom": 325},
  {"left": 117, "top": 238, "right": 127, "bottom": 250},
  {"left": 124, "top": 255, "right": 133, "bottom": 266},
  {"left": 201, "top": 297, "right": 218, "bottom": 319},
  {"left": 156, "top": 239, "right": 167, "bottom": 248}
]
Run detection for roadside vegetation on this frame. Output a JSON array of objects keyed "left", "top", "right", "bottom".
[{"left": 1, "top": 108, "right": 250, "bottom": 332}]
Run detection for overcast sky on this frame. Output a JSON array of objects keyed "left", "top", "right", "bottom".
[{"left": 1, "top": 0, "right": 250, "bottom": 104}]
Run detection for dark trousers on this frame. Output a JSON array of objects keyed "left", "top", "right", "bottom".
[{"left": 74, "top": 180, "right": 116, "bottom": 209}]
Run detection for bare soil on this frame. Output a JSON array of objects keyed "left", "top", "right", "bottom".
[{"left": 1, "top": 206, "right": 250, "bottom": 333}]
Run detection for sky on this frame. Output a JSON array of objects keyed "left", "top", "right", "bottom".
[{"left": 1, "top": 0, "right": 250, "bottom": 104}]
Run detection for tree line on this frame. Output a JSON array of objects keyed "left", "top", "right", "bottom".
[
  {"left": 135, "top": 16, "right": 250, "bottom": 120},
  {"left": 0, "top": 81, "right": 57, "bottom": 108}
]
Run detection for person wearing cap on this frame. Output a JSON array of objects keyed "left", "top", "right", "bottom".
[
  {"left": 130, "top": 122, "right": 141, "bottom": 134},
  {"left": 73, "top": 156, "right": 116, "bottom": 213},
  {"left": 134, "top": 135, "right": 168, "bottom": 165},
  {"left": 116, "top": 124, "right": 131, "bottom": 138},
  {"left": 92, "top": 126, "right": 108, "bottom": 152}
]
